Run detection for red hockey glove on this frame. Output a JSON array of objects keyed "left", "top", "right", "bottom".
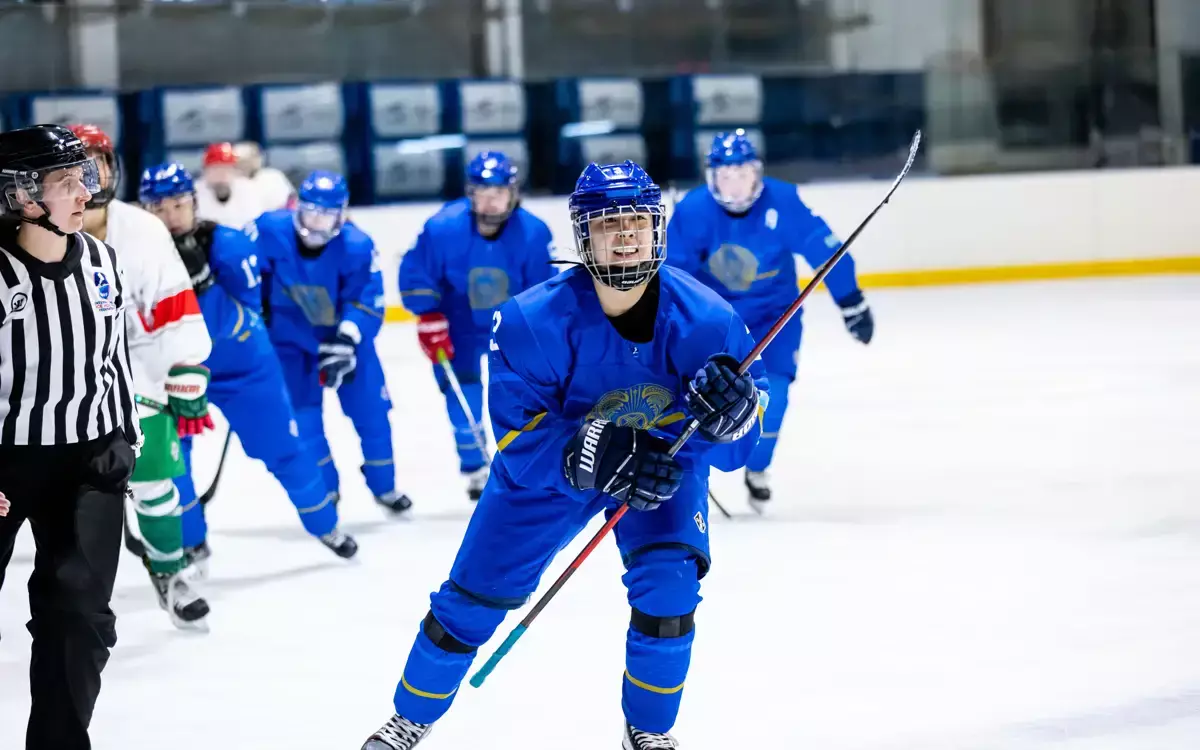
[
  {"left": 417, "top": 313, "right": 454, "bottom": 363},
  {"left": 166, "top": 364, "right": 216, "bottom": 437}
]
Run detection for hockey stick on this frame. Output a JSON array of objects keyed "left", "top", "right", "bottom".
[
  {"left": 199, "top": 430, "right": 234, "bottom": 506},
  {"left": 666, "top": 184, "right": 734, "bottom": 521},
  {"left": 469, "top": 130, "right": 921, "bottom": 688},
  {"left": 437, "top": 349, "right": 491, "bottom": 466}
]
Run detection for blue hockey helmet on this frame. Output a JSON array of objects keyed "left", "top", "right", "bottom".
[
  {"left": 706, "top": 129, "right": 764, "bottom": 213},
  {"left": 138, "top": 162, "right": 200, "bottom": 235},
  {"left": 138, "top": 162, "right": 195, "bottom": 204},
  {"left": 466, "top": 150, "right": 519, "bottom": 229},
  {"left": 294, "top": 169, "right": 349, "bottom": 248},
  {"left": 568, "top": 160, "right": 665, "bottom": 291}
]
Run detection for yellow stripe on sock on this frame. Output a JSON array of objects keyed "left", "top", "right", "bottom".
[
  {"left": 401, "top": 675, "right": 457, "bottom": 701},
  {"left": 624, "top": 670, "right": 685, "bottom": 695}
]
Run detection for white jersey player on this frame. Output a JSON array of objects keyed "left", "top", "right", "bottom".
[
  {"left": 71, "top": 124, "right": 215, "bottom": 629},
  {"left": 233, "top": 141, "right": 296, "bottom": 211},
  {"left": 194, "top": 141, "right": 268, "bottom": 228}
]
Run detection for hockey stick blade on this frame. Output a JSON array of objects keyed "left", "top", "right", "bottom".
[{"left": 470, "top": 132, "right": 920, "bottom": 686}]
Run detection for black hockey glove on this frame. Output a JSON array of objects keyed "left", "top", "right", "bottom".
[
  {"left": 172, "top": 221, "right": 217, "bottom": 294},
  {"left": 562, "top": 419, "right": 683, "bottom": 511},
  {"left": 318, "top": 323, "right": 359, "bottom": 390},
  {"left": 684, "top": 353, "right": 759, "bottom": 443},
  {"left": 837, "top": 290, "right": 874, "bottom": 344}
]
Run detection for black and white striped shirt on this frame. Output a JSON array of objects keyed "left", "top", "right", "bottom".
[{"left": 0, "top": 227, "right": 139, "bottom": 447}]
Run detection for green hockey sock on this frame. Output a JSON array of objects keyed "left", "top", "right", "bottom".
[{"left": 137, "top": 488, "right": 185, "bottom": 576}]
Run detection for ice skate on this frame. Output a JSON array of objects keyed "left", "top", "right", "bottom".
[
  {"left": 148, "top": 566, "right": 210, "bottom": 630},
  {"left": 745, "top": 469, "right": 771, "bottom": 514},
  {"left": 466, "top": 465, "right": 489, "bottom": 501},
  {"left": 622, "top": 722, "right": 680, "bottom": 750},
  {"left": 183, "top": 541, "right": 211, "bottom": 581},
  {"left": 376, "top": 490, "right": 413, "bottom": 515},
  {"left": 361, "top": 714, "right": 432, "bottom": 750},
  {"left": 320, "top": 528, "right": 359, "bottom": 558}
]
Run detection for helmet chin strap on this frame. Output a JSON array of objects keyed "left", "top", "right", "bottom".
[{"left": 20, "top": 202, "right": 69, "bottom": 237}]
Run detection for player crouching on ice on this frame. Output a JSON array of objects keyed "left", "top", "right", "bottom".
[
  {"left": 399, "top": 150, "right": 556, "bottom": 501},
  {"left": 138, "top": 163, "right": 360, "bottom": 561},
  {"left": 361, "top": 161, "right": 768, "bottom": 750}
]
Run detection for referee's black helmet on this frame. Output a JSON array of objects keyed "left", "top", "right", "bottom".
[{"left": 0, "top": 124, "right": 101, "bottom": 234}]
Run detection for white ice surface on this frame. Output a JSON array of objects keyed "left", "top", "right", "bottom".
[{"left": 3, "top": 276, "right": 1200, "bottom": 750}]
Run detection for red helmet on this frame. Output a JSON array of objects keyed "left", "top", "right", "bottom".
[
  {"left": 66, "top": 123, "right": 120, "bottom": 209},
  {"left": 203, "top": 142, "right": 238, "bottom": 168}
]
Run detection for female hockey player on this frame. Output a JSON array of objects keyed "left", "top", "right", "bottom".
[
  {"left": 71, "top": 123, "right": 215, "bottom": 629},
  {"left": 138, "top": 163, "right": 360, "bottom": 562},
  {"left": 667, "top": 130, "right": 874, "bottom": 509},
  {"left": 399, "top": 150, "right": 555, "bottom": 500},
  {"left": 361, "top": 161, "right": 768, "bottom": 750}
]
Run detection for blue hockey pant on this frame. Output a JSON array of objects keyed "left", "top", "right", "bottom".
[
  {"left": 276, "top": 342, "right": 396, "bottom": 499},
  {"left": 177, "top": 361, "right": 337, "bottom": 548}
]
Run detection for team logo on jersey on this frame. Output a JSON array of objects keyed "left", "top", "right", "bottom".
[
  {"left": 171, "top": 441, "right": 180, "bottom": 462},
  {"left": 765, "top": 208, "right": 778, "bottom": 230},
  {"left": 91, "top": 271, "right": 115, "bottom": 312},
  {"left": 468, "top": 267, "right": 511, "bottom": 310},
  {"left": 586, "top": 384, "right": 674, "bottom": 429},
  {"left": 708, "top": 244, "right": 759, "bottom": 292},
  {"left": 10, "top": 292, "right": 27, "bottom": 313}
]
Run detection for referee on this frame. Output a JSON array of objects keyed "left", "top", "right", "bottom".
[{"left": 0, "top": 125, "right": 141, "bottom": 749}]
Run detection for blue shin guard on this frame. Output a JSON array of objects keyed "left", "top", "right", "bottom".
[
  {"left": 393, "top": 582, "right": 508, "bottom": 725},
  {"left": 620, "top": 549, "right": 701, "bottom": 733}
]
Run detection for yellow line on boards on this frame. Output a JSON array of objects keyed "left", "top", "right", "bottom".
[{"left": 382, "top": 256, "right": 1200, "bottom": 323}]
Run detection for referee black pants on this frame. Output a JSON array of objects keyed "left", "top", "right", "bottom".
[{"left": 0, "top": 430, "right": 134, "bottom": 750}]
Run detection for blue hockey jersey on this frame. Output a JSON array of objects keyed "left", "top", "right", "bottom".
[
  {"left": 398, "top": 199, "right": 555, "bottom": 342},
  {"left": 249, "top": 210, "right": 385, "bottom": 353},
  {"left": 488, "top": 266, "right": 769, "bottom": 497},
  {"left": 666, "top": 176, "right": 861, "bottom": 326},
  {"left": 191, "top": 224, "right": 273, "bottom": 375}
]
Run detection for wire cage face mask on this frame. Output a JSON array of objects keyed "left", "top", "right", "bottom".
[
  {"left": 293, "top": 201, "right": 346, "bottom": 248},
  {"left": 571, "top": 203, "right": 666, "bottom": 291}
]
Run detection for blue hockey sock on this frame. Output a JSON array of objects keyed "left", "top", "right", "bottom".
[
  {"left": 746, "top": 373, "right": 792, "bottom": 472},
  {"left": 280, "top": 451, "right": 337, "bottom": 537},
  {"left": 623, "top": 628, "right": 695, "bottom": 733},
  {"left": 442, "top": 381, "right": 486, "bottom": 473},
  {"left": 393, "top": 582, "right": 508, "bottom": 725},
  {"left": 359, "top": 428, "right": 395, "bottom": 498},
  {"left": 621, "top": 550, "right": 701, "bottom": 733}
]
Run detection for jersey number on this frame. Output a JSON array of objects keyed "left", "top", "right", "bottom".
[
  {"left": 489, "top": 310, "right": 502, "bottom": 352},
  {"left": 241, "top": 255, "right": 260, "bottom": 289}
]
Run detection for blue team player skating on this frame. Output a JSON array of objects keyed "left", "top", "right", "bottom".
[
  {"left": 250, "top": 171, "right": 413, "bottom": 514},
  {"left": 138, "top": 163, "right": 360, "bottom": 564},
  {"left": 666, "top": 129, "right": 874, "bottom": 509},
  {"left": 398, "top": 150, "right": 555, "bottom": 500},
  {"left": 360, "top": 161, "right": 769, "bottom": 750}
]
